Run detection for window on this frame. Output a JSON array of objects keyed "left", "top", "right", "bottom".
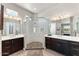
[{"left": 6, "top": 8, "right": 18, "bottom": 16}]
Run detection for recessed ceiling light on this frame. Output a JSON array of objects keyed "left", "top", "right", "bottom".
[{"left": 33, "top": 8, "right": 37, "bottom": 10}]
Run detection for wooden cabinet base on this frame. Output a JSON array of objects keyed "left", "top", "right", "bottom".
[
  {"left": 45, "top": 37, "right": 79, "bottom": 56},
  {"left": 2, "top": 37, "right": 24, "bottom": 56}
]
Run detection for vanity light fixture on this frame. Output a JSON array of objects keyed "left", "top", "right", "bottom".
[
  {"left": 4, "top": 14, "right": 22, "bottom": 21},
  {"left": 52, "top": 14, "right": 71, "bottom": 21},
  {"left": 4, "top": 8, "right": 22, "bottom": 21},
  {"left": 52, "top": 16, "right": 60, "bottom": 21}
]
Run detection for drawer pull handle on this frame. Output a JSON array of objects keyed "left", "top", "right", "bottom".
[
  {"left": 71, "top": 43, "right": 79, "bottom": 45},
  {"left": 3, "top": 52, "right": 9, "bottom": 54},
  {"left": 4, "top": 42, "right": 10, "bottom": 44},
  {"left": 6, "top": 47, "right": 10, "bottom": 49},
  {"left": 72, "top": 48, "right": 79, "bottom": 51}
]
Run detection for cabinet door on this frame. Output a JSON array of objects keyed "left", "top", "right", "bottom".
[
  {"left": 56, "top": 39, "right": 70, "bottom": 55},
  {"left": 51, "top": 38, "right": 57, "bottom": 51},
  {"left": 0, "top": 4, "right": 4, "bottom": 30},
  {"left": 45, "top": 37, "right": 53, "bottom": 49},
  {"left": 20, "top": 38, "right": 24, "bottom": 49},
  {"left": 18, "top": 38, "right": 24, "bottom": 50},
  {"left": 12, "top": 39, "right": 19, "bottom": 53},
  {"left": 12, "top": 38, "right": 24, "bottom": 53},
  {"left": 55, "top": 40, "right": 64, "bottom": 53},
  {"left": 57, "top": 42, "right": 68, "bottom": 55},
  {"left": 45, "top": 37, "right": 57, "bottom": 50}
]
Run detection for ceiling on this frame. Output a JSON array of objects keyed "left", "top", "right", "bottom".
[{"left": 16, "top": 3, "right": 79, "bottom": 20}]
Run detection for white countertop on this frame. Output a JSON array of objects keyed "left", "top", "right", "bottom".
[
  {"left": 2, "top": 34, "right": 24, "bottom": 41},
  {"left": 45, "top": 35, "right": 79, "bottom": 42}
]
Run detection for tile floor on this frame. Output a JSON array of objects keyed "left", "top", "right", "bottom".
[
  {"left": 10, "top": 42, "right": 64, "bottom": 56},
  {"left": 10, "top": 49, "right": 64, "bottom": 56}
]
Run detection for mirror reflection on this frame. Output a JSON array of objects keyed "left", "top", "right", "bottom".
[
  {"left": 2, "top": 8, "right": 22, "bottom": 36},
  {"left": 49, "top": 16, "right": 79, "bottom": 37},
  {"left": 2, "top": 18, "right": 22, "bottom": 36}
]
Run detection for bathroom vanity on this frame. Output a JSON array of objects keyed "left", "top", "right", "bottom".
[
  {"left": 2, "top": 34, "right": 24, "bottom": 56},
  {"left": 45, "top": 35, "right": 79, "bottom": 56}
]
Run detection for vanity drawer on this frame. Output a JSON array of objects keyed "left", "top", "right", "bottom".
[
  {"left": 2, "top": 40, "right": 12, "bottom": 51},
  {"left": 70, "top": 42, "right": 79, "bottom": 49},
  {"left": 71, "top": 48, "right": 79, "bottom": 56},
  {"left": 71, "top": 42, "right": 79, "bottom": 45},
  {"left": 2, "top": 46, "right": 11, "bottom": 49},
  {"left": 70, "top": 41, "right": 79, "bottom": 56},
  {"left": 2, "top": 48, "right": 11, "bottom": 56},
  {"left": 2, "top": 40, "right": 12, "bottom": 46}
]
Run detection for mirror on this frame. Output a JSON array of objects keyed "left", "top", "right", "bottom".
[
  {"left": 49, "top": 16, "right": 79, "bottom": 37},
  {"left": 2, "top": 8, "right": 22, "bottom": 36},
  {"left": 2, "top": 18, "right": 22, "bottom": 36}
]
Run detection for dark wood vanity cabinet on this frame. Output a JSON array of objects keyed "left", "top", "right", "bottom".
[
  {"left": 2, "top": 37, "right": 24, "bottom": 56},
  {"left": 45, "top": 37, "right": 79, "bottom": 56},
  {"left": 45, "top": 37, "right": 70, "bottom": 55},
  {"left": 0, "top": 4, "right": 4, "bottom": 30}
]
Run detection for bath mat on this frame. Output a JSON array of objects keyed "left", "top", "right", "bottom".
[
  {"left": 27, "top": 42, "right": 43, "bottom": 49},
  {"left": 27, "top": 49, "right": 43, "bottom": 56}
]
